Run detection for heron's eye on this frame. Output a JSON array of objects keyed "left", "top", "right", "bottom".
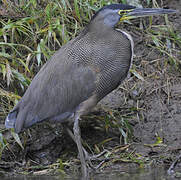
[
  {"left": 118, "top": 10, "right": 126, "bottom": 16},
  {"left": 118, "top": 9, "right": 134, "bottom": 16}
]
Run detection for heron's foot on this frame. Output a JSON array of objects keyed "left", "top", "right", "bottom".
[
  {"left": 83, "top": 149, "right": 109, "bottom": 170},
  {"left": 84, "top": 149, "right": 108, "bottom": 161}
]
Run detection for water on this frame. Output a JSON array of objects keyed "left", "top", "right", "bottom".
[{"left": 0, "top": 166, "right": 178, "bottom": 180}]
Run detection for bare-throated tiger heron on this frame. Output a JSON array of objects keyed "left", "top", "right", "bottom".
[{"left": 5, "top": 4, "right": 176, "bottom": 177}]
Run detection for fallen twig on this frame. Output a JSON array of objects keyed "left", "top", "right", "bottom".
[{"left": 168, "top": 154, "right": 181, "bottom": 175}]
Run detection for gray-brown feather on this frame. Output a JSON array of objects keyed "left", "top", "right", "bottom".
[{"left": 8, "top": 21, "right": 132, "bottom": 133}]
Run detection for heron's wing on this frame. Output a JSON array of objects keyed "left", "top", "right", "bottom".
[{"left": 10, "top": 50, "right": 96, "bottom": 133}]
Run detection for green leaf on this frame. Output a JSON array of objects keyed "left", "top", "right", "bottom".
[
  {"left": 74, "top": 0, "right": 81, "bottom": 22},
  {"left": 11, "top": 130, "right": 24, "bottom": 150},
  {"left": 0, "top": 133, "right": 6, "bottom": 148},
  {"left": 0, "top": 52, "right": 12, "bottom": 58},
  {"left": 12, "top": 69, "right": 31, "bottom": 87}
]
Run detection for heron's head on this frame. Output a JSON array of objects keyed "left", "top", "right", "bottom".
[{"left": 91, "top": 4, "right": 177, "bottom": 28}]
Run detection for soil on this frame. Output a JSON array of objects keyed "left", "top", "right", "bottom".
[{"left": 0, "top": 0, "right": 181, "bottom": 178}]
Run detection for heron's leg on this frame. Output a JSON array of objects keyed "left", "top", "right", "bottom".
[
  {"left": 73, "top": 115, "right": 88, "bottom": 178},
  {"left": 66, "top": 127, "right": 89, "bottom": 158},
  {"left": 66, "top": 125, "right": 108, "bottom": 169}
]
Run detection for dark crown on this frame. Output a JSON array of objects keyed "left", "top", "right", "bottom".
[{"left": 91, "top": 4, "right": 136, "bottom": 20}]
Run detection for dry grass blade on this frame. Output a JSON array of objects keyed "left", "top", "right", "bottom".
[{"left": 5, "top": 60, "right": 13, "bottom": 86}]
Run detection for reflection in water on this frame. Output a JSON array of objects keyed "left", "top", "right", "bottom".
[{"left": 1, "top": 166, "right": 177, "bottom": 180}]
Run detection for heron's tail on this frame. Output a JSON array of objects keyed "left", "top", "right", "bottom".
[{"left": 5, "top": 110, "right": 18, "bottom": 129}]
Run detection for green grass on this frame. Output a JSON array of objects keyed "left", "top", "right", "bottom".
[
  {"left": 146, "top": 15, "right": 181, "bottom": 73},
  {"left": 0, "top": 0, "right": 121, "bottom": 115}
]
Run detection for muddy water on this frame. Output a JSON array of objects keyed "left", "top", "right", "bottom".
[{"left": 1, "top": 167, "right": 177, "bottom": 180}]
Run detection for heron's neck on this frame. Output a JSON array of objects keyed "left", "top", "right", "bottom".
[{"left": 87, "top": 21, "right": 115, "bottom": 36}]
